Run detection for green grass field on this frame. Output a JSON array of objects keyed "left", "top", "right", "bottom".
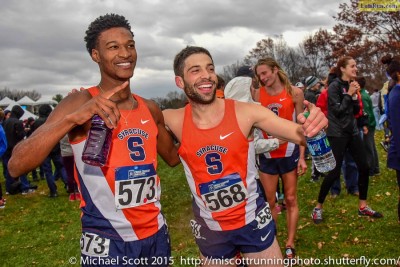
[{"left": 0, "top": 131, "right": 399, "bottom": 266}]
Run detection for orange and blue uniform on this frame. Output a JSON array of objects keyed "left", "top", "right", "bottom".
[
  {"left": 178, "top": 99, "right": 275, "bottom": 258},
  {"left": 71, "top": 87, "right": 170, "bottom": 265},
  {"left": 257, "top": 87, "right": 300, "bottom": 175},
  {"left": 258, "top": 87, "right": 297, "bottom": 158}
]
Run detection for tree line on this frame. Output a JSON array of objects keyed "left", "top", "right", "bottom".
[
  {"left": 3, "top": 1, "right": 398, "bottom": 109},
  {"left": 221, "top": 0, "right": 400, "bottom": 91},
  {"left": 154, "top": 0, "right": 400, "bottom": 109}
]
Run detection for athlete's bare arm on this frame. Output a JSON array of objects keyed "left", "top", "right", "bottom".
[
  {"left": 162, "top": 108, "right": 185, "bottom": 143},
  {"left": 235, "top": 100, "right": 327, "bottom": 146},
  {"left": 8, "top": 82, "right": 128, "bottom": 177},
  {"left": 145, "top": 100, "right": 180, "bottom": 167}
]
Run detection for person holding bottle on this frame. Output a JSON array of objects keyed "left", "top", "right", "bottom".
[
  {"left": 163, "top": 46, "right": 327, "bottom": 265},
  {"left": 311, "top": 56, "right": 383, "bottom": 224},
  {"left": 8, "top": 13, "right": 180, "bottom": 266}
]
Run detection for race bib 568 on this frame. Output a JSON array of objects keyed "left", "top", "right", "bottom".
[{"left": 199, "top": 173, "right": 248, "bottom": 212}]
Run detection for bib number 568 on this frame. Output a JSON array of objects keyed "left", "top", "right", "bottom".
[{"left": 203, "top": 184, "right": 246, "bottom": 212}]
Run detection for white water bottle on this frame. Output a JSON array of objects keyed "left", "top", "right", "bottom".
[{"left": 304, "top": 112, "right": 336, "bottom": 173}]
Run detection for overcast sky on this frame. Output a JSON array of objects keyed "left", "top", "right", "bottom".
[{"left": 0, "top": 0, "right": 341, "bottom": 100}]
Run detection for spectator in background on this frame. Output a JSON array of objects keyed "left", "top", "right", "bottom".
[
  {"left": 379, "top": 80, "right": 391, "bottom": 151},
  {"left": 25, "top": 117, "right": 42, "bottom": 182},
  {"left": 381, "top": 54, "right": 400, "bottom": 223},
  {"left": 31, "top": 104, "right": 67, "bottom": 197},
  {"left": 3, "top": 105, "right": 36, "bottom": 194},
  {"left": 304, "top": 76, "right": 324, "bottom": 181},
  {"left": 1, "top": 110, "right": 10, "bottom": 187},
  {"left": 316, "top": 71, "right": 359, "bottom": 196},
  {"left": 295, "top": 81, "right": 305, "bottom": 92},
  {"left": 304, "top": 76, "right": 322, "bottom": 105},
  {"left": 225, "top": 65, "right": 258, "bottom": 102},
  {"left": 357, "top": 76, "right": 380, "bottom": 176},
  {"left": 4, "top": 110, "right": 11, "bottom": 121},
  {"left": 215, "top": 75, "right": 225, "bottom": 99},
  {"left": 60, "top": 134, "right": 80, "bottom": 201},
  {"left": 0, "top": 108, "right": 7, "bottom": 208},
  {"left": 370, "top": 88, "right": 382, "bottom": 130},
  {"left": 311, "top": 56, "right": 382, "bottom": 224}
]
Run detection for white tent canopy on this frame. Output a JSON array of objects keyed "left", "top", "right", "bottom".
[
  {"left": 17, "top": 96, "right": 36, "bottom": 106},
  {"left": 35, "top": 96, "right": 57, "bottom": 106},
  {"left": 0, "top": 96, "right": 14, "bottom": 107},
  {"left": 5, "top": 102, "right": 38, "bottom": 121}
]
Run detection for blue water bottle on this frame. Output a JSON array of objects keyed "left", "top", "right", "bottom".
[{"left": 304, "top": 112, "right": 336, "bottom": 173}]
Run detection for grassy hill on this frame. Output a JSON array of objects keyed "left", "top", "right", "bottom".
[{"left": 0, "top": 131, "right": 399, "bottom": 266}]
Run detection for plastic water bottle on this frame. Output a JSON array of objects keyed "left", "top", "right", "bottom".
[
  {"left": 82, "top": 115, "right": 112, "bottom": 166},
  {"left": 304, "top": 112, "right": 336, "bottom": 173}
]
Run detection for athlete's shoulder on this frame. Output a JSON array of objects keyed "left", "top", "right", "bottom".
[
  {"left": 162, "top": 107, "right": 185, "bottom": 122},
  {"left": 140, "top": 97, "right": 160, "bottom": 111},
  {"left": 49, "top": 89, "right": 92, "bottom": 120},
  {"left": 291, "top": 85, "right": 304, "bottom": 102}
]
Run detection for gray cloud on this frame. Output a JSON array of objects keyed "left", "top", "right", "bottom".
[{"left": 0, "top": 0, "right": 341, "bottom": 100}]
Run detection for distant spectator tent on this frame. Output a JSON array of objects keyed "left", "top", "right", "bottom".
[
  {"left": 0, "top": 95, "right": 57, "bottom": 115},
  {"left": 34, "top": 96, "right": 58, "bottom": 106},
  {"left": 4, "top": 101, "right": 38, "bottom": 121},
  {"left": 0, "top": 97, "right": 14, "bottom": 107}
]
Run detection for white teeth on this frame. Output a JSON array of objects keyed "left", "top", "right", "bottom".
[
  {"left": 198, "top": 84, "right": 211, "bottom": 89},
  {"left": 117, "top": 62, "right": 130, "bottom": 66}
]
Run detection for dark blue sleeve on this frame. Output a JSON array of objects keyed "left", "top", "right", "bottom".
[
  {"left": 0, "top": 126, "right": 7, "bottom": 157},
  {"left": 388, "top": 88, "right": 400, "bottom": 160}
]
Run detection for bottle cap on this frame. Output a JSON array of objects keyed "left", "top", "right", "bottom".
[{"left": 303, "top": 111, "right": 310, "bottom": 118}]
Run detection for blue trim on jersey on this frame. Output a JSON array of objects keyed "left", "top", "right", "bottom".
[
  {"left": 77, "top": 171, "right": 123, "bottom": 241},
  {"left": 192, "top": 198, "right": 208, "bottom": 227},
  {"left": 81, "top": 225, "right": 171, "bottom": 267}
]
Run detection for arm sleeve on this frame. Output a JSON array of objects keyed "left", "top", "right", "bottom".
[{"left": 253, "top": 128, "right": 279, "bottom": 154}]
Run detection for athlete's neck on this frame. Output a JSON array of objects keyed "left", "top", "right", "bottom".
[
  {"left": 190, "top": 99, "right": 224, "bottom": 129},
  {"left": 98, "top": 81, "right": 135, "bottom": 109},
  {"left": 266, "top": 80, "right": 284, "bottom": 95}
]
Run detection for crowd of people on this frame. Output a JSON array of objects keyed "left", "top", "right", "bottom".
[
  {"left": 1, "top": 12, "right": 399, "bottom": 267},
  {"left": 0, "top": 104, "right": 80, "bottom": 205}
]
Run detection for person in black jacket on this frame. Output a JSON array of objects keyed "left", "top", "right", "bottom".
[
  {"left": 311, "top": 56, "right": 383, "bottom": 224},
  {"left": 3, "top": 105, "right": 36, "bottom": 194},
  {"left": 32, "top": 104, "right": 67, "bottom": 197}
]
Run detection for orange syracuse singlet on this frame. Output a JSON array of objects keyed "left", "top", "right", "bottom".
[
  {"left": 178, "top": 99, "right": 265, "bottom": 231},
  {"left": 259, "top": 86, "right": 297, "bottom": 158},
  {"left": 71, "top": 87, "right": 165, "bottom": 242}
]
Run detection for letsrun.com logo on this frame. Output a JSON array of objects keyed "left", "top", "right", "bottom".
[{"left": 358, "top": 0, "right": 400, "bottom": 11}]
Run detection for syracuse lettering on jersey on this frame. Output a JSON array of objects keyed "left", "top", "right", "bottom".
[
  {"left": 196, "top": 145, "right": 228, "bottom": 157},
  {"left": 117, "top": 128, "right": 149, "bottom": 140}
]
